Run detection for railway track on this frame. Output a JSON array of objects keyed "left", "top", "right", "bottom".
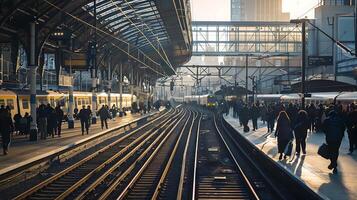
[
  {"left": 193, "top": 112, "right": 260, "bottom": 200},
  {"left": 11, "top": 108, "right": 182, "bottom": 200}
]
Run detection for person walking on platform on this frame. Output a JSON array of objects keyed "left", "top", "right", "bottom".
[
  {"left": 0, "top": 105, "right": 14, "bottom": 155},
  {"left": 307, "top": 103, "right": 317, "bottom": 133},
  {"left": 98, "top": 105, "right": 110, "bottom": 129},
  {"left": 240, "top": 104, "right": 250, "bottom": 132},
  {"left": 78, "top": 105, "right": 90, "bottom": 135},
  {"left": 46, "top": 104, "right": 56, "bottom": 138},
  {"left": 13, "top": 113, "right": 22, "bottom": 135},
  {"left": 267, "top": 105, "right": 275, "bottom": 133},
  {"left": 38, "top": 104, "right": 48, "bottom": 139},
  {"left": 275, "top": 111, "right": 293, "bottom": 160},
  {"left": 322, "top": 110, "right": 346, "bottom": 174},
  {"left": 287, "top": 103, "right": 298, "bottom": 128},
  {"left": 74, "top": 107, "right": 79, "bottom": 120},
  {"left": 251, "top": 103, "right": 260, "bottom": 131},
  {"left": 347, "top": 103, "right": 357, "bottom": 154},
  {"left": 55, "top": 105, "right": 64, "bottom": 137},
  {"left": 260, "top": 104, "right": 267, "bottom": 125},
  {"left": 294, "top": 110, "right": 309, "bottom": 155},
  {"left": 24, "top": 112, "right": 31, "bottom": 135}
]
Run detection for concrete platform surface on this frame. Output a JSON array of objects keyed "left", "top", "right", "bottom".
[
  {"left": 0, "top": 112, "right": 156, "bottom": 172},
  {"left": 224, "top": 111, "right": 357, "bottom": 200}
]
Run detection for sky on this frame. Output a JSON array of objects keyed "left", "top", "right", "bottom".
[{"left": 191, "top": 0, "right": 319, "bottom": 21}]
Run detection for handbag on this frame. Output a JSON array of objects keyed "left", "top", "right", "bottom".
[
  {"left": 284, "top": 140, "right": 293, "bottom": 156},
  {"left": 318, "top": 143, "right": 330, "bottom": 159}
]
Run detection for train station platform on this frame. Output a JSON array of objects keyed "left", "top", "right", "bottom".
[
  {"left": 0, "top": 111, "right": 160, "bottom": 175},
  {"left": 224, "top": 111, "right": 357, "bottom": 200}
]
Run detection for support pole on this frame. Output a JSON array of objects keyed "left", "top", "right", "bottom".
[
  {"left": 245, "top": 54, "right": 248, "bottom": 103},
  {"left": 29, "top": 22, "right": 38, "bottom": 140},
  {"left": 197, "top": 66, "right": 200, "bottom": 105},
  {"left": 301, "top": 21, "right": 307, "bottom": 109},
  {"left": 91, "top": 0, "right": 97, "bottom": 124},
  {"left": 107, "top": 57, "right": 111, "bottom": 109},
  {"left": 68, "top": 39, "right": 74, "bottom": 129},
  {"left": 119, "top": 62, "right": 123, "bottom": 116}
]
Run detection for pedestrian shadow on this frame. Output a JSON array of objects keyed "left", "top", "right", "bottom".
[
  {"left": 287, "top": 155, "right": 306, "bottom": 178},
  {"left": 318, "top": 173, "right": 350, "bottom": 200}
]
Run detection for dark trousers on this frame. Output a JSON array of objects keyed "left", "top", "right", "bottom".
[
  {"left": 295, "top": 135, "right": 307, "bottom": 154},
  {"left": 57, "top": 121, "right": 62, "bottom": 136},
  {"left": 80, "top": 120, "right": 89, "bottom": 134},
  {"left": 347, "top": 128, "right": 357, "bottom": 152},
  {"left": 1, "top": 131, "right": 10, "bottom": 154},
  {"left": 101, "top": 118, "right": 108, "bottom": 129},
  {"left": 327, "top": 140, "right": 342, "bottom": 168},
  {"left": 252, "top": 118, "right": 258, "bottom": 130},
  {"left": 267, "top": 120, "right": 274, "bottom": 132}
]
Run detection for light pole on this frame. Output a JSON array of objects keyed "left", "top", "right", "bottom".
[{"left": 291, "top": 19, "right": 308, "bottom": 109}]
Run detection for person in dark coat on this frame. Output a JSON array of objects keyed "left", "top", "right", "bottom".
[
  {"left": 322, "top": 110, "right": 346, "bottom": 174},
  {"left": 0, "top": 105, "right": 14, "bottom": 155},
  {"left": 74, "top": 107, "right": 79, "bottom": 120},
  {"left": 98, "top": 105, "right": 110, "bottom": 129},
  {"left": 240, "top": 104, "right": 250, "bottom": 132},
  {"left": 251, "top": 103, "right": 260, "bottom": 131},
  {"left": 55, "top": 105, "right": 64, "bottom": 137},
  {"left": 38, "top": 104, "right": 48, "bottom": 139},
  {"left": 46, "top": 104, "right": 56, "bottom": 138},
  {"left": 78, "top": 105, "right": 91, "bottom": 135},
  {"left": 307, "top": 103, "right": 317, "bottom": 132},
  {"left": 275, "top": 111, "right": 293, "bottom": 160},
  {"left": 286, "top": 103, "right": 298, "bottom": 128},
  {"left": 267, "top": 105, "right": 275, "bottom": 133},
  {"left": 23, "top": 112, "right": 31, "bottom": 135},
  {"left": 294, "top": 110, "right": 309, "bottom": 155},
  {"left": 13, "top": 113, "right": 22, "bottom": 135},
  {"left": 346, "top": 104, "right": 357, "bottom": 154}
]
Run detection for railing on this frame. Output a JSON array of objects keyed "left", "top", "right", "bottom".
[{"left": 318, "top": 0, "right": 355, "bottom": 6}]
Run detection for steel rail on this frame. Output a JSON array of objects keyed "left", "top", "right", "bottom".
[
  {"left": 191, "top": 110, "right": 202, "bottom": 200},
  {"left": 13, "top": 109, "right": 173, "bottom": 200},
  {"left": 54, "top": 110, "right": 180, "bottom": 200},
  {"left": 213, "top": 115, "right": 260, "bottom": 200},
  {"left": 112, "top": 109, "right": 188, "bottom": 200},
  {"left": 151, "top": 110, "right": 196, "bottom": 199},
  {"left": 71, "top": 109, "right": 184, "bottom": 200},
  {"left": 98, "top": 109, "right": 185, "bottom": 200},
  {"left": 176, "top": 110, "right": 202, "bottom": 200}
]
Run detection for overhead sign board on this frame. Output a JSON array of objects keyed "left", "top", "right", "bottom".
[
  {"left": 308, "top": 56, "right": 333, "bottom": 66},
  {"left": 64, "top": 53, "right": 88, "bottom": 70}
]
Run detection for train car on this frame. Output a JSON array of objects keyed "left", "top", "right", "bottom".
[
  {"left": 0, "top": 89, "right": 66, "bottom": 117},
  {"left": 0, "top": 89, "right": 18, "bottom": 117},
  {"left": 184, "top": 94, "right": 217, "bottom": 107},
  {"left": 280, "top": 92, "right": 340, "bottom": 106},
  {"left": 256, "top": 94, "right": 283, "bottom": 104},
  {"left": 0, "top": 89, "right": 137, "bottom": 118},
  {"left": 336, "top": 92, "right": 357, "bottom": 104}
]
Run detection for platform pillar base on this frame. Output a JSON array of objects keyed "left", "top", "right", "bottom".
[
  {"left": 29, "top": 129, "right": 38, "bottom": 141},
  {"left": 92, "top": 117, "right": 97, "bottom": 124},
  {"left": 68, "top": 120, "right": 74, "bottom": 129}
]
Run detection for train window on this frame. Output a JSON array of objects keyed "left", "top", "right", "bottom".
[
  {"left": 0, "top": 99, "right": 4, "bottom": 106},
  {"left": 78, "top": 98, "right": 82, "bottom": 106},
  {"left": 22, "top": 99, "right": 29, "bottom": 109},
  {"left": 6, "top": 99, "right": 14, "bottom": 109},
  {"left": 82, "top": 99, "right": 85, "bottom": 105}
]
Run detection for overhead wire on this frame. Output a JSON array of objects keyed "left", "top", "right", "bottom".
[
  {"left": 42, "top": 0, "right": 167, "bottom": 76},
  {"left": 109, "top": 0, "right": 175, "bottom": 74}
]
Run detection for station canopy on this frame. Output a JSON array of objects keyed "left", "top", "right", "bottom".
[{"left": 0, "top": 0, "right": 192, "bottom": 77}]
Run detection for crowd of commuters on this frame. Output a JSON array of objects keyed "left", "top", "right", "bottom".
[
  {"left": 0, "top": 101, "right": 156, "bottom": 155},
  {"left": 221, "top": 99, "right": 357, "bottom": 174}
]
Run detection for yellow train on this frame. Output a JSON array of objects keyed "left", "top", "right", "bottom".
[{"left": 0, "top": 89, "right": 137, "bottom": 118}]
